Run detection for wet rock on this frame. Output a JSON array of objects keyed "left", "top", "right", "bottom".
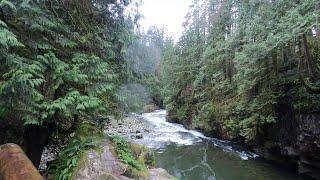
[
  {"left": 149, "top": 168, "right": 174, "bottom": 180},
  {"left": 98, "top": 173, "right": 119, "bottom": 180},
  {"left": 255, "top": 112, "right": 320, "bottom": 179},
  {"left": 136, "top": 134, "right": 143, "bottom": 139}
]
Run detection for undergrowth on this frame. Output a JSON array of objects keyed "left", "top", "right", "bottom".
[
  {"left": 48, "top": 122, "right": 102, "bottom": 180},
  {"left": 110, "top": 135, "right": 152, "bottom": 178}
]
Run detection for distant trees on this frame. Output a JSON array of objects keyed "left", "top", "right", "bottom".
[
  {"left": 120, "top": 26, "right": 166, "bottom": 111},
  {"left": 161, "top": 0, "right": 320, "bottom": 142}
]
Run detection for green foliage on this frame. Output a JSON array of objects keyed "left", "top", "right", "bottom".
[
  {"left": 161, "top": 0, "right": 320, "bottom": 143},
  {"left": 0, "top": 0, "right": 138, "bottom": 174},
  {"left": 118, "top": 27, "right": 166, "bottom": 112},
  {"left": 111, "top": 135, "right": 146, "bottom": 171},
  {"left": 111, "top": 135, "right": 153, "bottom": 178},
  {"left": 116, "top": 83, "right": 152, "bottom": 113},
  {"left": 0, "top": 1, "right": 136, "bottom": 124},
  {"left": 48, "top": 123, "right": 102, "bottom": 180}
]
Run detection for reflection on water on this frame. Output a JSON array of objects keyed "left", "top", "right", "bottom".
[
  {"left": 135, "top": 110, "right": 301, "bottom": 180},
  {"left": 156, "top": 143, "right": 301, "bottom": 180}
]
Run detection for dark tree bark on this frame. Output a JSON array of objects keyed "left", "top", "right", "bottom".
[
  {"left": 272, "top": 50, "right": 278, "bottom": 77},
  {"left": 23, "top": 125, "right": 49, "bottom": 168},
  {"left": 302, "top": 34, "right": 318, "bottom": 80},
  {"left": 298, "top": 38, "right": 320, "bottom": 94}
]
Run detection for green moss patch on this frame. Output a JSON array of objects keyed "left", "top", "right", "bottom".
[{"left": 110, "top": 135, "right": 155, "bottom": 179}]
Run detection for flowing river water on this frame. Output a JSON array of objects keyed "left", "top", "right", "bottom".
[{"left": 133, "top": 110, "right": 302, "bottom": 180}]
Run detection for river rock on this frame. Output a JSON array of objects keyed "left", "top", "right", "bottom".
[
  {"left": 149, "top": 168, "right": 175, "bottom": 180},
  {"left": 97, "top": 173, "right": 119, "bottom": 180},
  {"left": 136, "top": 133, "right": 143, "bottom": 139},
  {"left": 38, "top": 145, "right": 62, "bottom": 172}
]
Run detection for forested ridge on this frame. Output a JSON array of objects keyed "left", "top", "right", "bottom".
[{"left": 160, "top": 0, "right": 320, "bottom": 178}]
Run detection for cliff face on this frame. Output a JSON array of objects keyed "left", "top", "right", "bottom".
[
  {"left": 250, "top": 86, "right": 320, "bottom": 179},
  {"left": 258, "top": 111, "right": 320, "bottom": 179}
]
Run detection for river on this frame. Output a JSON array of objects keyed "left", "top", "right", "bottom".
[{"left": 133, "top": 110, "right": 302, "bottom": 180}]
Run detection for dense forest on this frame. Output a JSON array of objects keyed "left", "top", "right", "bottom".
[
  {"left": 160, "top": 0, "right": 320, "bottom": 178},
  {"left": 0, "top": 0, "right": 139, "bottom": 169},
  {"left": 0, "top": 0, "right": 320, "bottom": 179}
]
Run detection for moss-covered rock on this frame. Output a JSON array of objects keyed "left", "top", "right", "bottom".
[{"left": 46, "top": 122, "right": 103, "bottom": 180}]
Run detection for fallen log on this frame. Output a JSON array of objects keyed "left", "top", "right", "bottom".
[{"left": 0, "top": 143, "right": 43, "bottom": 180}]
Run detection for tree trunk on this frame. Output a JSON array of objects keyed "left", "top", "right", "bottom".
[
  {"left": 302, "top": 34, "right": 318, "bottom": 80},
  {"left": 316, "top": 2, "right": 320, "bottom": 38},
  {"left": 272, "top": 50, "right": 278, "bottom": 77},
  {"left": 23, "top": 125, "right": 49, "bottom": 168},
  {"left": 299, "top": 37, "right": 320, "bottom": 94}
]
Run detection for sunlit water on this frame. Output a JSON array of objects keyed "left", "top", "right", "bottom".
[{"left": 133, "top": 110, "right": 302, "bottom": 180}]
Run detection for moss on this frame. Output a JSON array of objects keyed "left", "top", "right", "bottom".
[
  {"left": 75, "top": 122, "right": 103, "bottom": 140},
  {"left": 47, "top": 123, "right": 102, "bottom": 180},
  {"left": 110, "top": 135, "right": 154, "bottom": 179}
]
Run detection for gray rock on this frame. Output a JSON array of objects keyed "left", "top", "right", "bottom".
[
  {"left": 135, "top": 134, "right": 143, "bottom": 139},
  {"left": 150, "top": 168, "right": 175, "bottom": 180}
]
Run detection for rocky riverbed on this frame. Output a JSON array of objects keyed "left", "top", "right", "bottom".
[{"left": 104, "top": 114, "right": 151, "bottom": 140}]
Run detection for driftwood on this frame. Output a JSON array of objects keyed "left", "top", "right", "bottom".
[{"left": 0, "top": 143, "right": 43, "bottom": 180}]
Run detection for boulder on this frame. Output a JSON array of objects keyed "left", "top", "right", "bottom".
[{"left": 0, "top": 143, "right": 43, "bottom": 180}]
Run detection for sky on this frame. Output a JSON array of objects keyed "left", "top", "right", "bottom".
[{"left": 139, "top": 0, "right": 193, "bottom": 42}]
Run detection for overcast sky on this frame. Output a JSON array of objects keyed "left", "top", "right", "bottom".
[{"left": 139, "top": 0, "right": 192, "bottom": 41}]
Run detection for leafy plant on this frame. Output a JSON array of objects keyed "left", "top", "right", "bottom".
[
  {"left": 48, "top": 123, "right": 102, "bottom": 180},
  {"left": 111, "top": 135, "right": 146, "bottom": 171}
]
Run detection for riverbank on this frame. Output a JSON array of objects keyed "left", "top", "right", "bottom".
[
  {"left": 72, "top": 138, "right": 174, "bottom": 180},
  {"left": 40, "top": 114, "right": 174, "bottom": 179}
]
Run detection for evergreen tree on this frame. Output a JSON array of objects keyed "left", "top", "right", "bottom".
[
  {"left": 161, "top": 0, "right": 320, "bottom": 142},
  {"left": 0, "top": 0, "right": 136, "bottom": 167}
]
